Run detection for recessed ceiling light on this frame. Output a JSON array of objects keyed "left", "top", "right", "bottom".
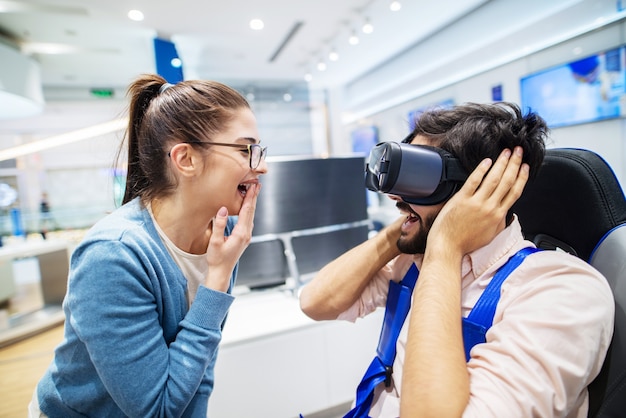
[
  {"left": 390, "top": 1, "right": 402, "bottom": 11},
  {"left": 362, "top": 18, "right": 373, "bottom": 34},
  {"left": 349, "top": 31, "right": 359, "bottom": 45},
  {"left": 21, "top": 42, "right": 81, "bottom": 54},
  {"left": 250, "top": 19, "right": 264, "bottom": 30},
  {"left": 128, "top": 9, "right": 144, "bottom": 21}
]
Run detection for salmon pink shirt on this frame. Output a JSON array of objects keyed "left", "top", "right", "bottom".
[{"left": 339, "top": 215, "right": 614, "bottom": 418}]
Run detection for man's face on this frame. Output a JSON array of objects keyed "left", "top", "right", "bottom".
[{"left": 390, "top": 134, "right": 445, "bottom": 255}]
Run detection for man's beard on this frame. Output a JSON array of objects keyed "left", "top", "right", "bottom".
[{"left": 396, "top": 203, "right": 437, "bottom": 255}]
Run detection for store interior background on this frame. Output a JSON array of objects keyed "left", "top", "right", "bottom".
[
  {"left": 1, "top": 0, "right": 625, "bottom": 417},
  {"left": 0, "top": 0, "right": 625, "bottom": 237}
]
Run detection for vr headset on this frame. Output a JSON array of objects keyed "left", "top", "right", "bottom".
[{"left": 365, "top": 141, "right": 469, "bottom": 205}]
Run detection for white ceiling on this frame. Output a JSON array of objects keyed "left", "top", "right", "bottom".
[
  {"left": 0, "top": 0, "right": 486, "bottom": 91},
  {"left": 3, "top": 0, "right": 621, "bottom": 139}
]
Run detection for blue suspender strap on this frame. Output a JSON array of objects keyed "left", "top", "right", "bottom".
[
  {"left": 343, "top": 263, "right": 419, "bottom": 418},
  {"left": 462, "top": 247, "right": 539, "bottom": 360},
  {"left": 400, "top": 262, "right": 419, "bottom": 289},
  {"left": 376, "top": 263, "right": 418, "bottom": 366},
  {"left": 345, "top": 247, "right": 538, "bottom": 417}
]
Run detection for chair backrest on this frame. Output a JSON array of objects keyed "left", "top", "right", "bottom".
[{"left": 511, "top": 148, "right": 626, "bottom": 418}]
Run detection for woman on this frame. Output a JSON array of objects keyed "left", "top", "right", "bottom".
[{"left": 32, "top": 74, "right": 267, "bottom": 417}]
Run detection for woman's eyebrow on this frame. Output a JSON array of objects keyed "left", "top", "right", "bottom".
[{"left": 235, "top": 136, "right": 260, "bottom": 144}]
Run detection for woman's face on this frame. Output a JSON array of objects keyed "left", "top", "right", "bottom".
[{"left": 199, "top": 107, "right": 267, "bottom": 216}]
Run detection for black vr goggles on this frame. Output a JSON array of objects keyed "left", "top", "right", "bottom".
[{"left": 365, "top": 141, "right": 469, "bottom": 205}]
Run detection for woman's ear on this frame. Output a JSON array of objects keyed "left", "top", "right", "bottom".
[{"left": 168, "top": 143, "right": 199, "bottom": 178}]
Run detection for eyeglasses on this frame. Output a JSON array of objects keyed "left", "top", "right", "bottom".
[{"left": 181, "top": 140, "right": 268, "bottom": 169}]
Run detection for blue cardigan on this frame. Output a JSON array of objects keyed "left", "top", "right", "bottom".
[{"left": 37, "top": 198, "right": 238, "bottom": 417}]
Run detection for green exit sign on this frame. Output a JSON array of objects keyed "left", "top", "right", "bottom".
[{"left": 90, "top": 88, "right": 115, "bottom": 98}]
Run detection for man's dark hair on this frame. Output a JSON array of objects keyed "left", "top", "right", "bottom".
[{"left": 404, "top": 102, "right": 548, "bottom": 180}]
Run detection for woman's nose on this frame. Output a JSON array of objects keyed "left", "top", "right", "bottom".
[{"left": 254, "top": 158, "right": 268, "bottom": 174}]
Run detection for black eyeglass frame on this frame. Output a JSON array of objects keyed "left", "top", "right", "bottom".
[{"left": 177, "top": 140, "right": 268, "bottom": 169}]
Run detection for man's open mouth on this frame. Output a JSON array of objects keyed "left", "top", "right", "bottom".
[{"left": 397, "top": 201, "right": 420, "bottom": 224}]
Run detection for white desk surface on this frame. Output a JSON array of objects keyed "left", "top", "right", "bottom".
[
  {"left": 0, "top": 240, "right": 70, "bottom": 261},
  {"left": 221, "top": 288, "right": 318, "bottom": 346}
]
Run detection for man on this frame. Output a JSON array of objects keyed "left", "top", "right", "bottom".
[{"left": 299, "top": 102, "right": 614, "bottom": 417}]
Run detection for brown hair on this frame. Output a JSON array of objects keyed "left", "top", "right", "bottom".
[
  {"left": 118, "top": 74, "right": 250, "bottom": 205},
  {"left": 405, "top": 102, "right": 548, "bottom": 180}
]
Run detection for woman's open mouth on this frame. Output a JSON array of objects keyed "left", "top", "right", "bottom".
[{"left": 238, "top": 183, "right": 251, "bottom": 197}]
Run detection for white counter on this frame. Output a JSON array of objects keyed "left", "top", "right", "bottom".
[
  {"left": 0, "top": 240, "right": 70, "bottom": 347},
  {"left": 209, "top": 289, "right": 384, "bottom": 418}
]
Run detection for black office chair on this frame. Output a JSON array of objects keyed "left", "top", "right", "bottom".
[{"left": 511, "top": 148, "right": 626, "bottom": 417}]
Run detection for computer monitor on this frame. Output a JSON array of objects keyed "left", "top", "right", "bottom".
[{"left": 236, "top": 156, "right": 369, "bottom": 289}]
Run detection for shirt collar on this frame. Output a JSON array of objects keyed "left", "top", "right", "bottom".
[{"left": 461, "top": 214, "right": 527, "bottom": 281}]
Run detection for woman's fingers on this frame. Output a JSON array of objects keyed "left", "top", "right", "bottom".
[
  {"left": 211, "top": 206, "right": 228, "bottom": 243},
  {"left": 234, "top": 183, "right": 260, "bottom": 237}
]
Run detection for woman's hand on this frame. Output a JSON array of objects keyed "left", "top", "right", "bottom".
[
  {"left": 204, "top": 183, "right": 261, "bottom": 292},
  {"left": 427, "top": 146, "right": 529, "bottom": 257}
]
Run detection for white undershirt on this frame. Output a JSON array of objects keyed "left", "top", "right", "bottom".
[{"left": 148, "top": 204, "right": 208, "bottom": 307}]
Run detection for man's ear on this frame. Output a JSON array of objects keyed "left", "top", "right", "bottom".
[{"left": 168, "top": 143, "right": 199, "bottom": 178}]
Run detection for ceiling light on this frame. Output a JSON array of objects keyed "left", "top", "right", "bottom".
[
  {"left": 317, "top": 61, "right": 327, "bottom": 71},
  {"left": 362, "top": 18, "right": 373, "bottom": 34},
  {"left": 21, "top": 42, "right": 81, "bottom": 55},
  {"left": 249, "top": 19, "right": 264, "bottom": 30},
  {"left": 390, "top": 1, "right": 402, "bottom": 11},
  {"left": 0, "top": 118, "right": 128, "bottom": 161},
  {"left": 349, "top": 30, "right": 359, "bottom": 45},
  {"left": 328, "top": 49, "right": 339, "bottom": 61},
  {"left": 127, "top": 9, "right": 144, "bottom": 21},
  {"left": 304, "top": 73, "right": 313, "bottom": 82}
]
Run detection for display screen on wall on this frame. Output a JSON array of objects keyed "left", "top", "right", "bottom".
[
  {"left": 350, "top": 125, "right": 379, "bottom": 155},
  {"left": 407, "top": 99, "right": 455, "bottom": 131},
  {"left": 520, "top": 46, "right": 626, "bottom": 128}
]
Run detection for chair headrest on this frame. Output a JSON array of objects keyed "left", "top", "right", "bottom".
[{"left": 512, "top": 148, "right": 626, "bottom": 262}]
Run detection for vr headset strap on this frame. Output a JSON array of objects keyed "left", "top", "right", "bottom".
[{"left": 443, "top": 158, "right": 468, "bottom": 182}]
